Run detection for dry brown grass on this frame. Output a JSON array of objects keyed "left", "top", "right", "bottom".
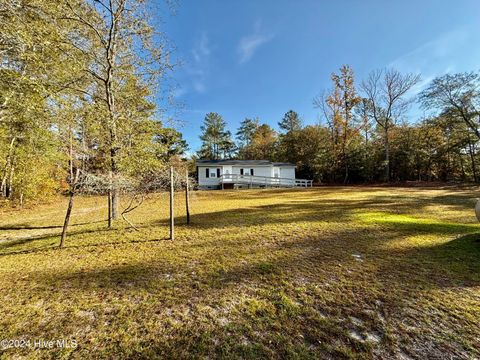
[{"left": 0, "top": 187, "right": 479, "bottom": 359}]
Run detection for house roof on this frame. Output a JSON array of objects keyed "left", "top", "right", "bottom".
[{"left": 196, "top": 160, "right": 295, "bottom": 167}]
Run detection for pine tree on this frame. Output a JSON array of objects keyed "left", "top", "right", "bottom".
[
  {"left": 236, "top": 118, "right": 259, "bottom": 147},
  {"left": 249, "top": 124, "right": 278, "bottom": 160},
  {"left": 236, "top": 117, "right": 259, "bottom": 158},
  {"left": 198, "top": 112, "right": 234, "bottom": 159},
  {"left": 278, "top": 110, "right": 302, "bottom": 133},
  {"left": 277, "top": 110, "right": 303, "bottom": 165}
]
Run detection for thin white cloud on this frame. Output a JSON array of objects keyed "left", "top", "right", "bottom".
[
  {"left": 238, "top": 20, "right": 274, "bottom": 64},
  {"left": 192, "top": 32, "right": 210, "bottom": 63},
  {"left": 188, "top": 31, "right": 211, "bottom": 94},
  {"left": 408, "top": 75, "right": 435, "bottom": 96},
  {"left": 388, "top": 27, "right": 471, "bottom": 94},
  {"left": 386, "top": 26, "right": 480, "bottom": 120},
  {"left": 182, "top": 108, "right": 209, "bottom": 114},
  {"left": 192, "top": 80, "right": 206, "bottom": 94},
  {"left": 172, "top": 87, "right": 187, "bottom": 99}
]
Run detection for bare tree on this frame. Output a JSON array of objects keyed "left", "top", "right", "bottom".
[
  {"left": 419, "top": 72, "right": 480, "bottom": 140},
  {"left": 361, "top": 69, "right": 420, "bottom": 182}
]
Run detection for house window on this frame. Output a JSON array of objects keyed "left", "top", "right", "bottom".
[
  {"left": 210, "top": 168, "right": 217, "bottom": 178},
  {"left": 250, "top": 168, "right": 254, "bottom": 176}
]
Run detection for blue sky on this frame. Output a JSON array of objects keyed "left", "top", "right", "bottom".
[{"left": 155, "top": 0, "right": 480, "bottom": 153}]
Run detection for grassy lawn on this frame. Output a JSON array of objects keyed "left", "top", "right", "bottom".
[{"left": 0, "top": 187, "right": 479, "bottom": 359}]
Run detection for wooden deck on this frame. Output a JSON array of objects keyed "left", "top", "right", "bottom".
[{"left": 219, "top": 174, "right": 313, "bottom": 189}]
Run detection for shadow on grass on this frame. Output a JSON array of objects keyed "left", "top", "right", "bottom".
[
  {"left": 3, "top": 188, "right": 480, "bottom": 358},
  {"left": 2, "top": 187, "right": 479, "bottom": 258},
  {"left": 0, "top": 230, "right": 171, "bottom": 257},
  {"left": 218, "top": 186, "right": 478, "bottom": 211},
  {"left": 0, "top": 225, "right": 112, "bottom": 251},
  {"left": 7, "top": 221, "right": 480, "bottom": 357},
  {"left": 376, "top": 232, "right": 480, "bottom": 288},
  {"left": 24, "top": 224, "right": 480, "bottom": 293},
  {"left": 164, "top": 194, "right": 478, "bottom": 233},
  {"left": 0, "top": 220, "right": 107, "bottom": 231},
  {"left": 24, "top": 228, "right": 361, "bottom": 303}
]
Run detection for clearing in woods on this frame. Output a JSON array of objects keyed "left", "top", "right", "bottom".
[{"left": 0, "top": 187, "right": 479, "bottom": 358}]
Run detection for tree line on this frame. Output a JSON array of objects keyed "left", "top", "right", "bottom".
[
  {"left": 0, "top": 0, "right": 187, "bottom": 209},
  {"left": 2, "top": 0, "right": 479, "bottom": 211},
  {"left": 197, "top": 66, "right": 480, "bottom": 183}
]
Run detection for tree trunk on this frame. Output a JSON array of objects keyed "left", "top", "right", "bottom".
[
  {"left": 343, "top": 158, "right": 349, "bottom": 184},
  {"left": 342, "top": 133, "right": 348, "bottom": 184},
  {"left": 459, "top": 153, "right": 466, "bottom": 181},
  {"left": 104, "top": 4, "right": 124, "bottom": 221},
  {"left": 111, "top": 187, "right": 119, "bottom": 219},
  {"left": 385, "top": 127, "right": 390, "bottom": 182},
  {"left": 107, "top": 113, "right": 120, "bottom": 220},
  {"left": 446, "top": 135, "right": 451, "bottom": 181},
  {"left": 60, "top": 190, "right": 75, "bottom": 248},
  {"left": 6, "top": 164, "right": 14, "bottom": 198},
  {"left": 185, "top": 168, "right": 190, "bottom": 225},
  {"left": 60, "top": 168, "right": 80, "bottom": 248},
  {"left": 0, "top": 172, "right": 6, "bottom": 197},
  {"left": 1, "top": 137, "right": 16, "bottom": 197},
  {"left": 343, "top": 98, "right": 350, "bottom": 184},
  {"left": 108, "top": 189, "right": 112, "bottom": 228},
  {"left": 109, "top": 125, "right": 120, "bottom": 219},
  {"left": 468, "top": 140, "right": 478, "bottom": 182},
  {"left": 169, "top": 166, "right": 174, "bottom": 240}
]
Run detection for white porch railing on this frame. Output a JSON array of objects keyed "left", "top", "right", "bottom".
[{"left": 219, "top": 174, "right": 313, "bottom": 188}]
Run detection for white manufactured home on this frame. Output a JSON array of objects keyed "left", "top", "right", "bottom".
[{"left": 196, "top": 160, "right": 313, "bottom": 190}]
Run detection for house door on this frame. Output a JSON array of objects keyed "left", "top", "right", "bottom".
[
  {"left": 273, "top": 167, "right": 280, "bottom": 185},
  {"left": 223, "top": 166, "right": 232, "bottom": 181}
]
